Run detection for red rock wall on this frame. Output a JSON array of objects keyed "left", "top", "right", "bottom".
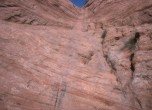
[{"left": 0, "top": 0, "right": 152, "bottom": 110}]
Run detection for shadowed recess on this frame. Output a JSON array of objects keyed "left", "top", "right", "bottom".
[{"left": 70, "top": 0, "right": 88, "bottom": 8}]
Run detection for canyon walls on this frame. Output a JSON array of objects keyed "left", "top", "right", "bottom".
[{"left": 0, "top": 0, "right": 152, "bottom": 110}]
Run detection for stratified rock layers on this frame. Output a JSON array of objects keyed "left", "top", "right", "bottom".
[{"left": 0, "top": 0, "right": 152, "bottom": 110}]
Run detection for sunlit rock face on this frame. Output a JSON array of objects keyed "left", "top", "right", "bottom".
[{"left": 0, "top": 0, "right": 152, "bottom": 110}]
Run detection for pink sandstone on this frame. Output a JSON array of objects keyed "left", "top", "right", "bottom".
[{"left": 0, "top": 0, "right": 152, "bottom": 110}]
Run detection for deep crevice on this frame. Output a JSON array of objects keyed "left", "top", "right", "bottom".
[
  {"left": 103, "top": 55, "right": 117, "bottom": 72},
  {"left": 128, "top": 32, "right": 143, "bottom": 109},
  {"left": 129, "top": 32, "right": 140, "bottom": 77},
  {"left": 101, "top": 30, "right": 122, "bottom": 85},
  {"left": 130, "top": 53, "right": 135, "bottom": 72},
  {"left": 101, "top": 30, "right": 117, "bottom": 73},
  {"left": 121, "top": 32, "right": 140, "bottom": 51},
  {"left": 134, "top": 32, "right": 140, "bottom": 44}
]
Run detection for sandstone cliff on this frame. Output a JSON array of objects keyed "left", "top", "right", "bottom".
[{"left": 0, "top": 0, "right": 152, "bottom": 110}]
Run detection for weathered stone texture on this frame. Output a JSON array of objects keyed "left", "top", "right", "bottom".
[{"left": 0, "top": 0, "right": 152, "bottom": 110}]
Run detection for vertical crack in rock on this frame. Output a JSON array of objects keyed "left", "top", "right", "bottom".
[
  {"left": 100, "top": 29, "right": 128, "bottom": 100},
  {"left": 122, "top": 31, "right": 142, "bottom": 109},
  {"left": 54, "top": 81, "right": 67, "bottom": 110},
  {"left": 122, "top": 32, "right": 140, "bottom": 78},
  {"left": 100, "top": 29, "right": 129, "bottom": 98},
  {"left": 101, "top": 29, "right": 144, "bottom": 109},
  {"left": 130, "top": 32, "right": 143, "bottom": 109},
  {"left": 101, "top": 29, "right": 120, "bottom": 83},
  {"left": 122, "top": 32, "right": 140, "bottom": 52},
  {"left": 130, "top": 53, "right": 135, "bottom": 73}
]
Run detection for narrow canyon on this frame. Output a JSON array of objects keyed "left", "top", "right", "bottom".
[{"left": 0, "top": 0, "right": 152, "bottom": 110}]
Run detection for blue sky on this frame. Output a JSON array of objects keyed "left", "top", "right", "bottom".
[{"left": 70, "top": 0, "right": 88, "bottom": 8}]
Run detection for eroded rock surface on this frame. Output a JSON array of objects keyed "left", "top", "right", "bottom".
[{"left": 0, "top": 0, "right": 152, "bottom": 110}]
